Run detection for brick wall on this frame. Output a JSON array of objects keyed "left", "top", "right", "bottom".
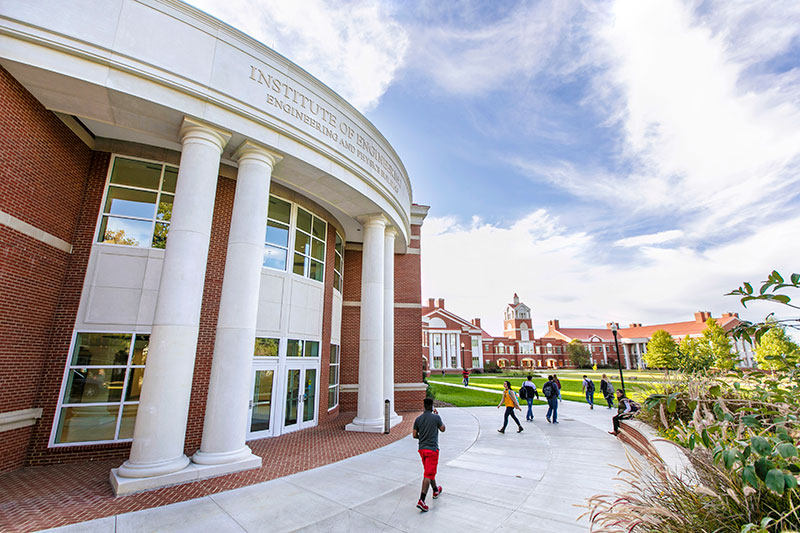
[
  {"left": 339, "top": 247, "right": 361, "bottom": 412},
  {"left": 0, "top": 65, "right": 97, "bottom": 472},
  {"left": 183, "top": 176, "right": 234, "bottom": 453},
  {"left": 25, "top": 152, "right": 118, "bottom": 467}
]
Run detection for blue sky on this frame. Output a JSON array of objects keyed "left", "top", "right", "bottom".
[{"left": 188, "top": 0, "right": 800, "bottom": 335}]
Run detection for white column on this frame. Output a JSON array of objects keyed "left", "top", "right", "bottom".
[
  {"left": 192, "top": 142, "right": 281, "bottom": 469},
  {"left": 602, "top": 344, "right": 608, "bottom": 365},
  {"left": 346, "top": 215, "right": 386, "bottom": 432},
  {"left": 114, "top": 118, "right": 230, "bottom": 482},
  {"left": 382, "top": 227, "right": 401, "bottom": 426},
  {"left": 623, "top": 344, "right": 631, "bottom": 370}
]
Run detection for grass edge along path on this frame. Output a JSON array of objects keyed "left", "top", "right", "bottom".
[{"left": 428, "top": 381, "right": 547, "bottom": 408}]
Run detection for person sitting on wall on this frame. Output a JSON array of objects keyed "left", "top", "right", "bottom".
[{"left": 608, "top": 389, "right": 640, "bottom": 435}]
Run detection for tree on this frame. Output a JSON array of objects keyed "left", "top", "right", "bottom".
[
  {"left": 755, "top": 323, "right": 800, "bottom": 371},
  {"left": 566, "top": 339, "right": 591, "bottom": 368},
  {"left": 701, "top": 317, "right": 738, "bottom": 370},
  {"left": 644, "top": 329, "right": 678, "bottom": 369},
  {"left": 675, "top": 336, "right": 714, "bottom": 374}
]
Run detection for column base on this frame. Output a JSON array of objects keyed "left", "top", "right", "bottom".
[
  {"left": 110, "top": 455, "right": 262, "bottom": 496},
  {"left": 192, "top": 445, "right": 256, "bottom": 466},
  {"left": 345, "top": 414, "right": 403, "bottom": 433}
]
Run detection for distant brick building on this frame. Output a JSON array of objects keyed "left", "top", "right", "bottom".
[
  {"left": 544, "top": 311, "right": 754, "bottom": 369},
  {"left": 423, "top": 294, "right": 754, "bottom": 372}
]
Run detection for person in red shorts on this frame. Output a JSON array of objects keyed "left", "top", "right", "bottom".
[{"left": 413, "top": 397, "right": 446, "bottom": 512}]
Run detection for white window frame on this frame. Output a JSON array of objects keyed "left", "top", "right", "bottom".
[
  {"left": 333, "top": 232, "right": 344, "bottom": 292},
  {"left": 291, "top": 205, "right": 327, "bottom": 282},
  {"left": 328, "top": 344, "right": 340, "bottom": 411},
  {"left": 95, "top": 155, "right": 179, "bottom": 250},
  {"left": 263, "top": 195, "right": 328, "bottom": 285},
  {"left": 50, "top": 330, "right": 149, "bottom": 448}
]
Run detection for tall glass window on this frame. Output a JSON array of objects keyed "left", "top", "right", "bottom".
[
  {"left": 431, "top": 334, "right": 442, "bottom": 369},
  {"left": 471, "top": 337, "right": 480, "bottom": 368},
  {"left": 333, "top": 232, "right": 344, "bottom": 292},
  {"left": 293, "top": 207, "right": 326, "bottom": 282},
  {"left": 328, "top": 344, "right": 340, "bottom": 409},
  {"left": 54, "top": 332, "right": 148, "bottom": 445},
  {"left": 286, "top": 339, "right": 320, "bottom": 357},
  {"left": 448, "top": 334, "right": 458, "bottom": 368},
  {"left": 264, "top": 195, "right": 291, "bottom": 270},
  {"left": 254, "top": 337, "right": 279, "bottom": 357},
  {"left": 97, "top": 157, "right": 177, "bottom": 248}
]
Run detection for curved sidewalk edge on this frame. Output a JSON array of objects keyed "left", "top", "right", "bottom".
[{"left": 40, "top": 404, "right": 631, "bottom": 533}]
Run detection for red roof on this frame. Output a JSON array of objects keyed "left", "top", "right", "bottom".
[
  {"left": 621, "top": 316, "right": 739, "bottom": 338},
  {"left": 544, "top": 316, "right": 741, "bottom": 342}
]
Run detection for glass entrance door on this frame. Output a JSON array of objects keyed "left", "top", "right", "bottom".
[
  {"left": 248, "top": 368, "right": 275, "bottom": 439},
  {"left": 283, "top": 366, "right": 318, "bottom": 432}
]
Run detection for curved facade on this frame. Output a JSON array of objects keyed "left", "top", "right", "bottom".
[{"left": 0, "top": 0, "right": 428, "bottom": 494}]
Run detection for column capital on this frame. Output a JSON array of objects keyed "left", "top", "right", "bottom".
[
  {"left": 384, "top": 225, "right": 398, "bottom": 238},
  {"left": 179, "top": 117, "right": 231, "bottom": 153},
  {"left": 357, "top": 214, "right": 388, "bottom": 229},
  {"left": 233, "top": 140, "right": 283, "bottom": 168}
]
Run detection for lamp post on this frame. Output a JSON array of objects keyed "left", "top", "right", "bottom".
[
  {"left": 460, "top": 342, "right": 465, "bottom": 369},
  {"left": 611, "top": 323, "right": 626, "bottom": 393}
]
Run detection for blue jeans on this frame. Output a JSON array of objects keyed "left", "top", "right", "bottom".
[
  {"left": 502, "top": 406, "right": 521, "bottom": 430},
  {"left": 546, "top": 397, "right": 558, "bottom": 422},
  {"left": 526, "top": 398, "right": 534, "bottom": 420},
  {"left": 585, "top": 390, "right": 594, "bottom": 406}
]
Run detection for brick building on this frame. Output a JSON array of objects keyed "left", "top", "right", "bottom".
[
  {"left": 423, "top": 294, "right": 752, "bottom": 371},
  {"left": 543, "top": 311, "right": 754, "bottom": 369},
  {"left": 0, "top": 1, "right": 427, "bottom": 495}
]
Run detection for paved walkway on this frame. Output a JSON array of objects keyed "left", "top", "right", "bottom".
[{"left": 42, "top": 402, "right": 629, "bottom": 533}]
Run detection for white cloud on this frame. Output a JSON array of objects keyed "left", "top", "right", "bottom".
[
  {"left": 614, "top": 230, "right": 684, "bottom": 248},
  {"left": 403, "top": 0, "right": 583, "bottom": 96},
  {"left": 589, "top": 0, "right": 800, "bottom": 226},
  {"left": 422, "top": 211, "right": 800, "bottom": 337},
  {"left": 185, "top": 0, "right": 408, "bottom": 110}
]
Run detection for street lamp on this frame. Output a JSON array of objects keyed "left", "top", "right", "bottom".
[
  {"left": 460, "top": 342, "right": 465, "bottom": 369},
  {"left": 610, "top": 323, "right": 626, "bottom": 393}
]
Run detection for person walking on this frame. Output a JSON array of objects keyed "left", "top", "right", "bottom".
[
  {"left": 600, "top": 374, "right": 615, "bottom": 409},
  {"left": 609, "top": 389, "right": 639, "bottom": 435},
  {"left": 553, "top": 373, "right": 562, "bottom": 402},
  {"left": 413, "top": 397, "right": 446, "bottom": 512},
  {"left": 582, "top": 375, "right": 595, "bottom": 410},
  {"left": 520, "top": 375, "right": 538, "bottom": 421},
  {"left": 497, "top": 380, "right": 524, "bottom": 433},
  {"left": 462, "top": 368, "right": 470, "bottom": 387},
  {"left": 542, "top": 375, "right": 559, "bottom": 423}
]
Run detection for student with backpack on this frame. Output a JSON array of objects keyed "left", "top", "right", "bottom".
[
  {"left": 542, "top": 375, "right": 559, "bottom": 424},
  {"left": 609, "top": 389, "right": 640, "bottom": 435},
  {"left": 553, "top": 374, "right": 562, "bottom": 401},
  {"left": 497, "top": 380, "right": 524, "bottom": 433},
  {"left": 600, "top": 374, "right": 615, "bottom": 409},
  {"left": 582, "top": 375, "right": 595, "bottom": 410},
  {"left": 519, "top": 376, "right": 538, "bottom": 421}
]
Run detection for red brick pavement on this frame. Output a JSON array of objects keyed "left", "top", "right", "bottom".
[{"left": 0, "top": 411, "right": 417, "bottom": 533}]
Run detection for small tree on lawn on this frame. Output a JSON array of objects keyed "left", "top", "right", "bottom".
[
  {"left": 755, "top": 322, "right": 800, "bottom": 371},
  {"left": 566, "top": 339, "right": 591, "bottom": 368},
  {"left": 675, "top": 335, "right": 714, "bottom": 373},
  {"left": 644, "top": 329, "right": 677, "bottom": 369},
  {"left": 701, "top": 317, "right": 738, "bottom": 370}
]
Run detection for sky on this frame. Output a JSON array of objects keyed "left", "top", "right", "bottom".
[{"left": 186, "top": 0, "right": 800, "bottom": 336}]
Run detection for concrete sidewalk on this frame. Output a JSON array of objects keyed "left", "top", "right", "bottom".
[{"left": 42, "top": 402, "right": 629, "bottom": 533}]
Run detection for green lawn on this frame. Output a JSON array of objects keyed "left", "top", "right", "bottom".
[{"left": 429, "top": 370, "right": 659, "bottom": 406}]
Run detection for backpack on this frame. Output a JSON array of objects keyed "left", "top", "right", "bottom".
[
  {"left": 586, "top": 379, "right": 595, "bottom": 394},
  {"left": 518, "top": 386, "right": 528, "bottom": 400},
  {"left": 543, "top": 381, "right": 555, "bottom": 399},
  {"left": 629, "top": 400, "right": 640, "bottom": 412}
]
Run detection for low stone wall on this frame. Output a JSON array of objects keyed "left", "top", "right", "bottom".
[{"left": 619, "top": 420, "right": 694, "bottom": 477}]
